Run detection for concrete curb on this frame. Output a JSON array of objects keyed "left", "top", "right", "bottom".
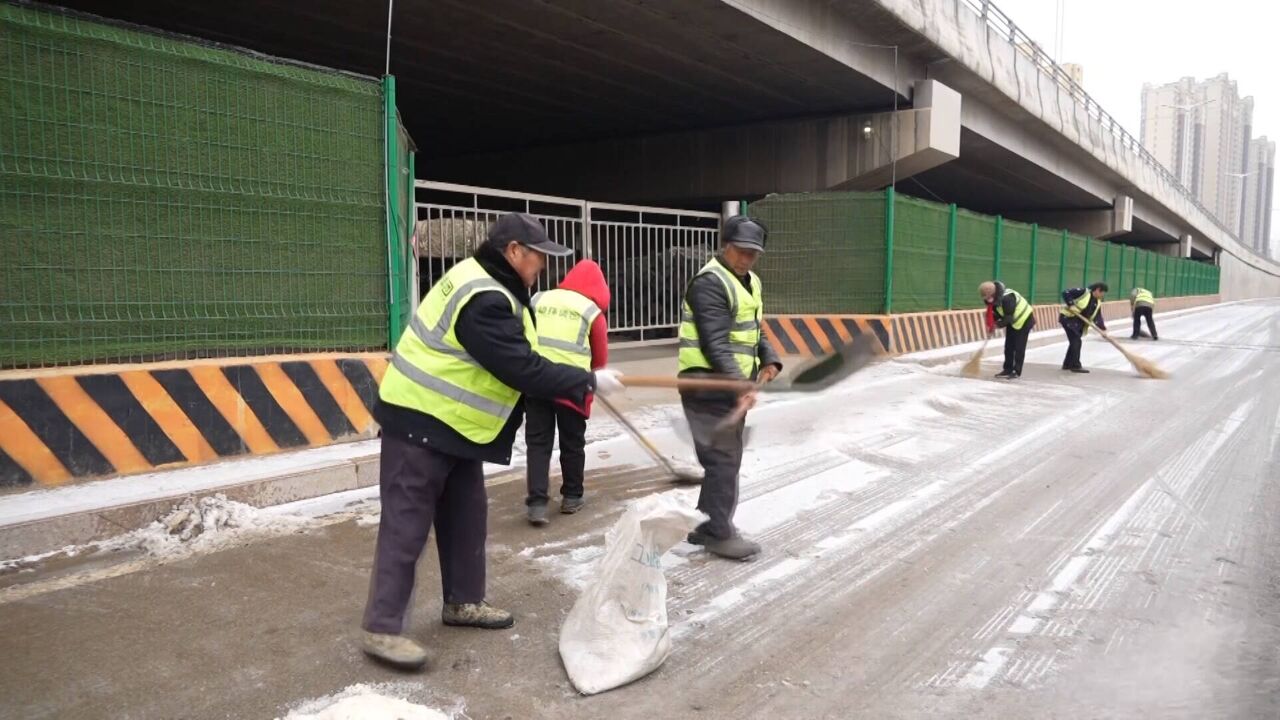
[{"left": 0, "top": 451, "right": 381, "bottom": 560}]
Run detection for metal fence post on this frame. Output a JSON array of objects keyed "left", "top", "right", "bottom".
[
  {"left": 1058, "top": 229, "right": 1068, "bottom": 295},
  {"left": 993, "top": 215, "right": 1003, "bottom": 280},
  {"left": 1028, "top": 223, "right": 1038, "bottom": 300},
  {"left": 945, "top": 203, "right": 958, "bottom": 309},
  {"left": 383, "top": 74, "right": 406, "bottom": 349},
  {"left": 884, "top": 187, "right": 895, "bottom": 314}
]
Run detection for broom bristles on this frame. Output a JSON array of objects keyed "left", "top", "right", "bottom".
[{"left": 961, "top": 339, "right": 989, "bottom": 378}]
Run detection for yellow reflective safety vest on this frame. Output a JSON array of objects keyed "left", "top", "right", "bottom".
[
  {"left": 678, "top": 258, "right": 763, "bottom": 377},
  {"left": 1061, "top": 289, "right": 1101, "bottom": 334},
  {"left": 379, "top": 258, "right": 539, "bottom": 444},
  {"left": 530, "top": 288, "right": 602, "bottom": 372},
  {"left": 995, "top": 289, "right": 1034, "bottom": 331},
  {"left": 1133, "top": 288, "right": 1155, "bottom": 306}
]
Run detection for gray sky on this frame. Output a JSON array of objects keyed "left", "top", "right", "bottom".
[{"left": 992, "top": 0, "right": 1278, "bottom": 243}]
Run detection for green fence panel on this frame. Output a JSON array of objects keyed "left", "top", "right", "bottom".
[
  {"left": 952, "top": 209, "right": 998, "bottom": 309},
  {"left": 1034, "top": 229, "right": 1063, "bottom": 304},
  {"left": 1064, "top": 233, "right": 1088, "bottom": 292},
  {"left": 1, "top": 4, "right": 387, "bottom": 368},
  {"left": 999, "top": 220, "right": 1034, "bottom": 298},
  {"left": 752, "top": 192, "right": 886, "bottom": 314},
  {"left": 1125, "top": 246, "right": 1139, "bottom": 296},
  {"left": 1103, "top": 242, "right": 1120, "bottom": 297},
  {"left": 1085, "top": 238, "right": 1107, "bottom": 287},
  {"left": 889, "top": 195, "right": 951, "bottom": 313}
]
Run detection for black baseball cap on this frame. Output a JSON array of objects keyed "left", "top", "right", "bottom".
[
  {"left": 487, "top": 213, "right": 574, "bottom": 257},
  {"left": 722, "top": 216, "right": 767, "bottom": 253}
]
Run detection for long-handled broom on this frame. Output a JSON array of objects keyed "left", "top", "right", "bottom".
[
  {"left": 961, "top": 333, "right": 993, "bottom": 378},
  {"left": 1070, "top": 311, "right": 1168, "bottom": 379}
]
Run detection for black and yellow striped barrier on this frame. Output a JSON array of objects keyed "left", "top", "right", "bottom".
[
  {"left": 0, "top": 355, "right": 387, "bottom": 488},
  {"left": 763, "top": 315, "right": 892, "bottom": 357}
]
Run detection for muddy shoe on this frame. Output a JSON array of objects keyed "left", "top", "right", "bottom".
[
  {"left": 704, "top": 535, "right": 761, "bottom": 561},
  {"left": 686, "top": 530, "right": 709, "bottom": 545},
  {"left": 1069, "top": 367, "right": 1090, "bottom": 374},
  {"left": 361, "top": 631, "right": 428, "bottom": 670},
  {"left": 526, "top": 503, "right": 549, "bottom": 526},
  {"left": 994, "top": 370, "right": 1015, "bottom": 379},
  {"left": 560, "top": 496, "right": 585, "bottom": 514},
  {"left": 442, "top": 601, "right": 514, "bottom": 629}
]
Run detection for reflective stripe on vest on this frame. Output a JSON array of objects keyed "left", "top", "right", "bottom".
[
  {"left": 1134, "top": 288, "right": 1155, "bottom": 306},
  {"left": 378, "top": 258, "right": 539, "bottom": 444},
  {"left": 530, "top": 288, "right": 601, "bottom": 371},
  {"left": 677, "top": 259, "right": 763, "bottom": 377},
  {"left": 994, "top": 289, "right": 1033, "bottom": 331},
  {"left": 1061, "top": 290, "right": 1099, "bottom": 321}
]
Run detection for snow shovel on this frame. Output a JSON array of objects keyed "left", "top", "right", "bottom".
[
  {"left": 596, "top": 394, "right": 702, "bottom": 484},
  {"left": 620, "top": 331, "right": 883, "bottom": 396},
  {"left": 1067, "top": 310, "right": 1168, "bottom": 379}
]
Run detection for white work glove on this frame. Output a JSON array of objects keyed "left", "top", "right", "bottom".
[{"left": 593, "top": 368, "right": 625, "bottom": 397}]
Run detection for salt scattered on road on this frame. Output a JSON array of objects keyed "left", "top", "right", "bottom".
[{"left": 279, "top": 683, "right": 452, "bottom": 720}]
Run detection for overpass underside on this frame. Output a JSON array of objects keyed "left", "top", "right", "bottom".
[{"left": 57, "top": 0, "right": 1202, "bottom": 254}]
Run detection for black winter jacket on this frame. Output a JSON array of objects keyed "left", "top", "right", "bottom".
[
  {"left": 375, "top": 244, "right": 595, "bottom": 465},
  {"left": 679, "top": 255, "right": 782, "bottom": 385}
]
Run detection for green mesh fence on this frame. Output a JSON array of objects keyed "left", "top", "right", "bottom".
[
  {"left": 1000, "top": 220, "right": 1033, "bottom": 301},
  {"left": 889, "top": 196, "right": 949, "bottom": 312},
  {"left": 1034, "top": 230, "right": 1063, "bottom": 304},
  {"left": 750, "top": 192, "right": 886, "bottom": 314},
  {"left": 952, "top": 209, "right": 997, "bottom": 309},
  {"left": 1, "top": 4, "right": 388, "bottom": 367},
  {"left": 753, "top": 189, "right": 1215, "bottom": 318}
]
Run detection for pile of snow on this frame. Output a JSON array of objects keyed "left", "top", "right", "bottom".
[
  {"left": 105, "top": 494, "right": 311, "bottom": 557},
  {"left": 280, "top": 684, "right": 453, "bottom": 720}
]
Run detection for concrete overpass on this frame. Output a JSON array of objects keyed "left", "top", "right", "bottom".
[{"left": 60, "top": 0, "right": 1280, "bottom": 297}]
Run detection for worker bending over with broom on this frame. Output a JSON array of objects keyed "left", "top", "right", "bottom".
[
  {"left": 1060, "top": 282, "right": 1108, "bottom": 373},
  {"left": 1130, "top": 287, "right": 1158, "bottom": 340},
  {"left": 980, "top": 280, "right": 1035, "bottom": 379},
  {"left": 524, "top": 259, "right": 611, "bottom": 525},
  {"left": 677, "top": 216, "right": 782, "bottom": 561}
]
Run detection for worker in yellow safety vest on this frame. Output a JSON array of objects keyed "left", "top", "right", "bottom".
[
  {"left": 677, "top": 215, "right": 782, "bottom": 561},
  {"left": 361, "top": 213, "right": 624, "bottom": 671},
  {"left": 1130, "top": 287, "right": 1158, "bottom": 340},
  {"left": 524, "top": 260, "right": 611, "bottom": 525},
  {"left": 980, "top": 280, "right": 1036, "bottom": 379},
  {"left": 1060, "top": 282, "right": 1109, "bottom": 373}
]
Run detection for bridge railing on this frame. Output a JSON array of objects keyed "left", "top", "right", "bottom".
[{"left": 960, "top": 0, "right": 1243, "bottom": 243}]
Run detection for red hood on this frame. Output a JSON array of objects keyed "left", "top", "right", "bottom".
[{"left": 558, "top": 260, "right": 610, "bottom": 311}]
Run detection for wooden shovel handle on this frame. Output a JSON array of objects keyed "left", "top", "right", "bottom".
[{"left": 619, "top": 374, "right": 755, "bottom": 393}]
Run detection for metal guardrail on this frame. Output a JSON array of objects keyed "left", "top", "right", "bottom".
[{"left": 960, "top": 0, "right": 1244, "bottom": 244}]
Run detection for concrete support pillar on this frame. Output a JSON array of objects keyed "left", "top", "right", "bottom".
[
  {"left": 1180, "top": 233, "right": 1192, "bottom": 258},
  {"left": 721, "top": 201, "right": 741, "bottom": 221}
]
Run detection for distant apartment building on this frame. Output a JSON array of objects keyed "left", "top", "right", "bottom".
[{"left": 1240, "top": 137, "right": 1276, "bottom": 258}]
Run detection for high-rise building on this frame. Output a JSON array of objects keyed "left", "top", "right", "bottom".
[
  {"left": 1241, "top": 137, "right": 1276, "bottom": 258},
  {"left": 1140, "top": 74, "right": 1255, "bottom": 238}
]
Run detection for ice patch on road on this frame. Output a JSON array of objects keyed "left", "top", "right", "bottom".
[{"left": 279, "top": 683, "right": 456, "bottom": 720}]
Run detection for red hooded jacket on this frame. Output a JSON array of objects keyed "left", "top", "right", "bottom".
[{"left": 550, "top": 260, "right": 610, "bottom": 417}]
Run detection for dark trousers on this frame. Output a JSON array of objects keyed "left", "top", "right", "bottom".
[
  {"left": 681, "top": 391, "right": 745, "bottom": 540},
  {"left": 363, "top": 434, "right": 487, "bottom": 634},
  {"left": 524, "top": 398, "right": 587, "bottom": 506},
  {"left": 1132, "top": 306, "right": 1157, "bottom": 339},
  {"left": 1060, "top": 317, "right": 1085, "bottom": 369},
  {"left": 1002, "top": 318, "right": 1034, "bottom": 375}
]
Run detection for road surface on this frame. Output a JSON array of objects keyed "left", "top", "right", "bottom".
[{"left": 2, "top": 300, "right": 1278, "bottom": 719}]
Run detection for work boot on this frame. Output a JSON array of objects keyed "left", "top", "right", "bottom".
[
  {"left": 560, "top": 496, "right": 585, "bottom": 514},
  {"left": 704, "top": 535, "right": 761, "bottom": 561},
  {"left": 443, "top": 601, "right": 514, "bottom": 629},
  {"left": 1070, "top": 367, "right": 1090, "bottom": 374},
  {"left": 994, "top": 370, "right": 1015, "bottom": 379},
  {"left": 361, "top": 631, "right": 428, "bottom": 670},
  {"left": 1130, "top": 335, "right": 1140, "bottom": 340},
  {"left": 526, "top": 503, "right": 548, "bottom": 526}
]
